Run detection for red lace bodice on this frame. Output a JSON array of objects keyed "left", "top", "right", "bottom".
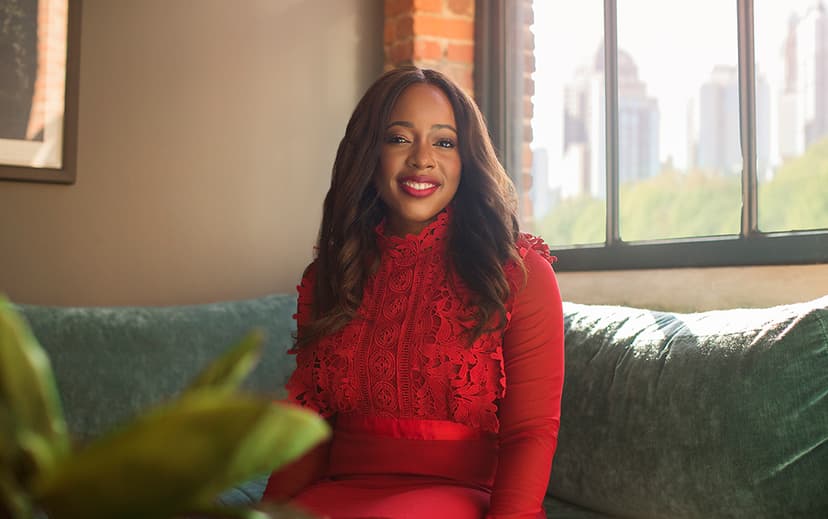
[
  {"left": 287, "top": 210, "right": 556, "bottom": 435},
  {"left": 274, "top": 209, "right": 565, "bottom": 518}
]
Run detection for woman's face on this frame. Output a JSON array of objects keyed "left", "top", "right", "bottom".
[{"left": 375, "top": 83, "right": 462, "bottom": 237}]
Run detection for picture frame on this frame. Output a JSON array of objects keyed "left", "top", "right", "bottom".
[{"left": 0, "top": 0, "right": 82, "bottom": 184}]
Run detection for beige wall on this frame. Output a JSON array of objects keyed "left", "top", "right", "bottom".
[
  {"left": 557, "top": 265, "right": 828, "bottom": 312},
  {"left": 0, "top": 1, "right": 825, "bottom": 310},
  {"left": 0, "top": 0, "right": 383, "bottom": 306}
]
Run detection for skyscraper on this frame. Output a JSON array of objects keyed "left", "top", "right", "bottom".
[
  {"left": 779, "top": 1, "right": 828, "bottom": 163},
  {"left": 697, "top": 65, "right": 770, "bottom": 176},
  {"left": 562, "top": 44, "right": 660, "bottom": 199}
]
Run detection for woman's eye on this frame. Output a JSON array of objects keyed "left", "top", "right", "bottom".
[
  {"left": 385, "top": 135, "right": 408, "bottom": 144},
  {"left": 435, "top": 139, "right": 456, "bottom": 149}
]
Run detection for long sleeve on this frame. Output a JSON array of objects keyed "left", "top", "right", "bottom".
[
  {"left": 284, "top": 262, "right": 332, "bottom": 416},
  {"left": 487, "top": 249, "right": 565, "bottom": 519},
  {"left": 263, "top": 261, "right": 332, "bottom": 502}
]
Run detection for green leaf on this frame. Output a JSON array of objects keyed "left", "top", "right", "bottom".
[
  {"left": 35, "top": 392, "right": 330, "bottom": 519},
  {"left": 179, "top": 502, "right": 320, "bottom": 519},
  {"left": 252, "top": 502, "right": 321, "bottom": 519},
  {"left": 1, "top": 472, "right": 34, "bottom": 519},
  {"left": 0, "top": 296, "right": 70, "bottom": 485},
  {"left": 178, "top": 504, "right": 271, "bottom": 519},
  {"left": 185, "top": 330, "right": 265, "bottom": 395}
]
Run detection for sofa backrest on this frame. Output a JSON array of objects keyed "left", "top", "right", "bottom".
[
  {"left": 17, "top": 294, "right": 297, "bottom": 442},
  {"left": 551, "top": 296, "right": 828, "bottom": 519}
]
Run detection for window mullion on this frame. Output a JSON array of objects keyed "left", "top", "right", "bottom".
[
  {"left": 604, "top": 0, "right": 620, "bottom": 245},
  {"left": 737, "top": 0, "right": 758, "bottom": 236}
]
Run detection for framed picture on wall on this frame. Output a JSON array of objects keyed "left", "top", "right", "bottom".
[{"left": 0, "top": 0, "right": 81, "bottom": 184}]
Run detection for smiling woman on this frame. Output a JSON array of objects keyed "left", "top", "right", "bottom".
[
  {"left": 376, "top": 83, "right": 462, "bottom": 237},
  {"left": 260, "top": 67, "right": 566, "bottom": 519}
]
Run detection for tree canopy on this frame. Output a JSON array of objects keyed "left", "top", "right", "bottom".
[{"left": 536, "top": 136, "right": 828, "bottom": 246}]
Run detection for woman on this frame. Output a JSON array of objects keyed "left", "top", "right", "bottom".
[{"left": 263, "top": 67, "right": 564, "bottom": 519}]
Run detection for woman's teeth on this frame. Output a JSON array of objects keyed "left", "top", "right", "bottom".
[{"left": 402, "top": 181, "right": 437, "bottom": 190}]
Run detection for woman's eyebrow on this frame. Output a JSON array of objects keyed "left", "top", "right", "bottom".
[{"left": 386, "top": 121, "right": 458, "bottom": 134}]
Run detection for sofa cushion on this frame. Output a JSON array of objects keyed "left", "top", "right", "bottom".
[
  {"left": 544, "top": 495, "right": 616, "bottom": 518},
  {"left": 550, "top": 297, "right": 828, "bottom": 519},
  {"left": 17, "top": 294, "right": 297, "bottom": 441}
]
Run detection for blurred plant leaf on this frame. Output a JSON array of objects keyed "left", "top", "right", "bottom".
[
  {"left": 0, "top": 297, "right": 69, "bottom": 486},
  {"left": 252, "top": 502, "right": 320, "bottom": 519},
  {"left": 178, "top": 502, "right": 319, "bottom": 519},
  {"left": 178, "top": 504, "right": 271, "bottom": 519},
  {"left": 1, "top": 471, "right": 33, "bottom": 519},
  {"left": 185, "top": 330, "right": 264, "bottom": 395},
  {"left": 34, "top": 392, "right": 330, "bottom": 519}
]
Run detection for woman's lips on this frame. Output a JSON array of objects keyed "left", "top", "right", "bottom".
[{"left": 399, "top": 179, "right": 439, "bottom": 198}]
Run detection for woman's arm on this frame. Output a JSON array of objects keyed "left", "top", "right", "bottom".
[
  {"left": 263, "top": 262, "right": 333, "bottom": 501},
  {"left": 487, "top": 249, "right": 565, "bottom": 519}
]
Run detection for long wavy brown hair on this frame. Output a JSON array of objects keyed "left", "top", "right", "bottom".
[{"left": 297, "top": 67, "right": 524, "bottom": 348}]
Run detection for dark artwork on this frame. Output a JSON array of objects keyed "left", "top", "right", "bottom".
[{"left": 0, "top": 0, "right": 40, "bottom": 141}]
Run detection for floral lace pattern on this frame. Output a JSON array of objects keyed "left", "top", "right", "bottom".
[{"left": 287, "top": 211, "right": 555, "bottom": 435}]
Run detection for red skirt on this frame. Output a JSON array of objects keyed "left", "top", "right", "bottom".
[{"left": 283, "top": 415, "right": 498, "bottom": 519}]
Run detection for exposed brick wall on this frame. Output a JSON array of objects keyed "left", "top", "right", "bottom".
[
  {"left": 383, "top": 0, "right": 536, "bottom": 226},
  {"left": 384, "top": 0, "right": 475, "bottom": 95}
]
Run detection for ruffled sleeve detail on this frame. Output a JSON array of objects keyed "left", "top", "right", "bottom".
[
  {"left": 516, "top": 233, "right": 556, "bottom": 265},
  {"left": 290, "top": 261, "right": 316, "bottom": 348}
]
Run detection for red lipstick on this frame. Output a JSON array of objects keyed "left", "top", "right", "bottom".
[{"left": 399, "top": 176, "right": 440, "bottom": 198}]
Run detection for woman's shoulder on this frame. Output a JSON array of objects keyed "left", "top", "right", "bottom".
[
  {"left": 503, "top": 233, "right": 558, "bottom": 300},
  {"left": 515, "top": 233, "right": 557, "bottom": 267},
  {"left": 296, "top": 259, "right": 318, "bottom": 300},
  {"left": 300, "top": 259, "right": 318, "bottom": 280}
]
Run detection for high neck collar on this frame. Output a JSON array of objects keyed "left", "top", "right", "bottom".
[{"left": 375, "top": 208, "right": 451, "bottom": 256}]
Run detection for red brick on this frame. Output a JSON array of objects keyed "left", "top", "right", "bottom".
[
  {"left": 413, "top": 15, "right": 474, "bottom": 40},
  {"left": 390, "top": 40, "right": 414, "bottom": 65},
  {"left": 523, "top": 30, "right": 534, "bottom": 51},
  {"left": 384, "top": 22, "right": 396, "bottom": 45},
  {"left": 522, "top": 172, "right": 534, "bottom": 190},
  {"left": 524, "top": 52, "right": 535, "bottom": 73},
  {"left": 523, "top": 97, "right": 533, "bottom": 118},
  {"left": 446, "top": 42, "right": 474, "bottom": 63},
  {"left": 447, "top": 64, "right": 474, "bottom": 93},
  {"left": 523, "top": 144, "right": 534, "bottom": 169},
  {"left": 413, "top": 39, "right": 443, "bottom": 60},
  {"left": 448, "top": 0, "right": 473, "bottom": 16},
  {"left": 396, "top": 15, "right": 414, "bottom": 40},
  {"left": 413, "top": 0, "right": 443, "bottom": 13},
  {"left": 385, "top": 0, "right": 413, "bottom": 17}
]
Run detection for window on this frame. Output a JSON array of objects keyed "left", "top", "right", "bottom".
[{"left": 476, "top": 0, "right": 828, "bottom": 270}]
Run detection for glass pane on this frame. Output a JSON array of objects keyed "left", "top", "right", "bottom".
[
  {"left": 617, "top": 0, "right": 741, "bottom": 241},
  {"left": 528, "top": 0, "right": 606, "bottom": 247},
  {"left": 756, "top": 0, "right": 828, "bottom": 232}
]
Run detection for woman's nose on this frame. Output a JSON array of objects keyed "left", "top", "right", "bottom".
[{"left": 408, "top": 142, "right": 435, "bottom": 169}]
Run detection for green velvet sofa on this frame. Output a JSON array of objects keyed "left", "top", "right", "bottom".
[{"left": 15, "top": 294, "right": 828, "bottom": 518}]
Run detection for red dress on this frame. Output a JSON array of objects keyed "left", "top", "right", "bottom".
[{"left": 263, "top": 211, "right": 565, "bottom": 519}]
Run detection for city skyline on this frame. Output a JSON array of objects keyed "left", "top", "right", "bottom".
[{"left": 532, "top": 0, "right": 828, "bottom": 196}]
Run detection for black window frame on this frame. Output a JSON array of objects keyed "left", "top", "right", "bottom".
[{"left": 475, "top": 0, "right": 828, "bottom": 271}]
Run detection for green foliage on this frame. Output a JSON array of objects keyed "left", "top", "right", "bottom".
[
  {"left": 759, "top": 137, "right": 828, "bottom": 232},
  {"left": 185, "top": 330, "right": 265, "bottom": 396},
  {"left": 0, "top": 296, "right": 330, "bottom": 519},
  {"left": 618, "top": 169, "right": 740, "bottom": 241},
  {"left": 0, "top": 298, "right": 69, "bottom": 518},
  {"left": 537, "top": 137, "right": 828, "bottom": 245},
  {"left": 537, "top": 196, "right": 605, "bottom": 246}
]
